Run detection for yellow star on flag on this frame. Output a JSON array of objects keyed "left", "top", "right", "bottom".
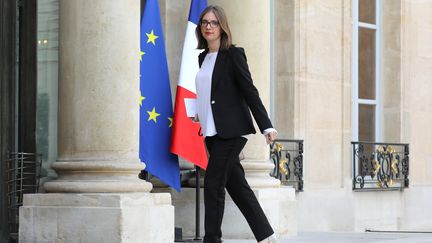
[
  {"left": 140, "top": 95, "right": 146, "bottom": 106},
  {"left": 140, "top": 50, "right": 145, "bottom": 61},
  {"left": 147, "top": 107, "right": 160, "bottom": 123},
  {"left": 168, "top": 117, "right": 173, "bottom": 127},
  {"left": 146, "top": 30, "right": 159, "bottom": 45}
]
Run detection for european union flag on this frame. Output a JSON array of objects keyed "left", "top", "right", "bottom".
[{"left": 140, "top": 0, "right": 180, "bottom": 191}]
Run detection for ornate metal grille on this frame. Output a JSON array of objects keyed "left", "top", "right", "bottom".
[
  {"left": 269, "top": 139, "right": 304, "bottom": 192},
  {"left": 352, "top": 142, "right": 409, "bottom": 191},
  {"left": 5, "top": 152, "right": 41, "bottom": 241}
]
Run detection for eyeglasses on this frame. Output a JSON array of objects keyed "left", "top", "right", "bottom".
[{"left": 200, "top": 20, "right": 220, "bottom": 28}]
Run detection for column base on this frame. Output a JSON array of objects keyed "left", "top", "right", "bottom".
[
  {"left": 19, "top": 193, "right": 174, "bottom": 243},
  {"left": 43, "top": 161, "right": 153, "bottom": 193},
  {"left": 170, "top": 187, "right": 297, "bottom": 240}
]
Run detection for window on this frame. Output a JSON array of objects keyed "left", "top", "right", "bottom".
[
  {"left": 37, "top": 0, "right": 59, "bottom": 178},
  {"left": 352, "top": 0, "right": 382, "bottom": 142}
]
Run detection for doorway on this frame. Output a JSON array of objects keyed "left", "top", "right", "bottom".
[{"left": 0, "top": 0, "right": 37, "bottom": 242}]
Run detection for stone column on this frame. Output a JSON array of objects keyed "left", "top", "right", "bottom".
[
  {"left": 44, "top": 0, "right": 149, "bottom": 194},
  {"left": 401, "top": 0, "right": 432, "bottom": 230},
  {"left": 219, "top": 0, "right": 280, "bottom": 189},
  {"left": 217, "top": 0, "right": 296, "bottom": 239},
  {"left": 19, "top": 1, "right": 174, "bottom": 242}
]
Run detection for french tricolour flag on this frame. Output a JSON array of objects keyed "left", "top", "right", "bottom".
[{"left": 170, "top": 0, "right": 208, "bottom": 169}]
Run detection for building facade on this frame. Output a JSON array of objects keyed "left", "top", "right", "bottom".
[
  {"left": 167, "top": 0, "right": 432, "bottom": 234},
  {"left": 1, "top": 0, "right": 432, "bottom": 242}
]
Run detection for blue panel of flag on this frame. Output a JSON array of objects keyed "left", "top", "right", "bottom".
[{"left": 139, "top": 0, "right": 180, "bottom": 191}]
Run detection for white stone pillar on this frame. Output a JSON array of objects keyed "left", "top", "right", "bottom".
[
  {"left": 44, "top": 0, "right": 150, "bottom": 194},
  {"left": 19, "top": 1, "right": 174, "bottom": 242},
  {"left": 207, "top": 0, "right": 279, "bottom": 187},
  {"left": 216, "top": 0, "right": 297, "bottom": 239}
]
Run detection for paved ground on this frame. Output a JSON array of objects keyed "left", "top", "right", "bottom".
[
  {"left": 177, "top": 232, "right": 432, "bottom": 243},
  {"left": 223, "top": 232, "right": 432, "bottom": 243}
]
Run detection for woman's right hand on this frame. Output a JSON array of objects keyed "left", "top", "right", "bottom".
[
  {"left": 265, "top": 130, "right": 278, "bottom": 145},
  {"left": 190, "top": 114, "right": 200, "bottom": 123}
]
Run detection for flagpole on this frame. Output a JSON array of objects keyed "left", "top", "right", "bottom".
[
  {"left": 170, "top": 0, "right": 208, "bottom": 241},
  {"left": 194, "top": 166, "right": 202, "bottom": 241}
]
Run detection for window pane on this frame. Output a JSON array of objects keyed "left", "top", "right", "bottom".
[
  {"left": 358, "top": 27, "right": 376, "bottom": 100},
  {"left": 359, "top": 104, "right": 375, "bottom": 142},
  {"left": 37, "top": 0, "right": 59, "bottom": 178},
  {"left": 359, "top": 0, "right": 376, "bottom": 24}
]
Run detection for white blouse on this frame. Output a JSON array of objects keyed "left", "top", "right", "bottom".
[
  {"left": 195, "top": 52, "right": 218, "bottom": 137},
  {"left": 195, "top": 51, "right": 277, "bottom": 137}
]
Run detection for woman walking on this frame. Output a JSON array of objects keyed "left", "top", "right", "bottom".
[{"left": 193, "top": 5, "right": 279, "bottom": 243}]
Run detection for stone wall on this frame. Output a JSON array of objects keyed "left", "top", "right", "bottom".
[{"left": 161, "top": 0, "right": 432, "bottom": 233}]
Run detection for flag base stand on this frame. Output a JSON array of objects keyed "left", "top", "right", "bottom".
[
  {"left": 144, "top": 166, "right": 203, "bottom": 242},
  {"left": 175, "top": 227, "right": 203, "bottom": 242},
  {"left": 174, "top": 166, "right": 203, "bottom": 242},
  {"left": 175, "top": 227, "right": 202, "bottom": 243}
]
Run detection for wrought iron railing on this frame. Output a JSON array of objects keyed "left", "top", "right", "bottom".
[
  {"left": 352, "top": 142, "right": 409, "bottom": 191},
  {"left": 270, "top": 139, "right": 304, "bottom": 191},
  {"left": 5, "top": 152, "right": 41, "bottom": 241}
]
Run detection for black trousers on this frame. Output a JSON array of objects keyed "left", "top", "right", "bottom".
[{"left": 203, "top": 135, "right": 274, "bottom": 243}]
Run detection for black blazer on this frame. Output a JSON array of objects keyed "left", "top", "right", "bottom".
[{"left": 198, "top": 46, "right": 273, "bottom": 138}]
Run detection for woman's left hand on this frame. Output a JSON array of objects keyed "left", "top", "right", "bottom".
[{"left": 265, "top": 131, "right": 277, "bottom": 145}]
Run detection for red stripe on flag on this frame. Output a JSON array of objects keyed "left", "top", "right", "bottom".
[{"left": 171, "top": 86, "right": 208, "bottom": 169}]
